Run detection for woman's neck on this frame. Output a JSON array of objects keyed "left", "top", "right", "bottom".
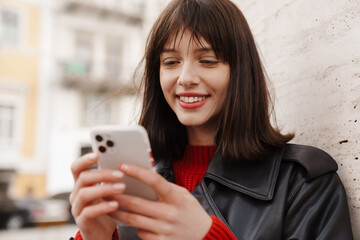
[{"left": 186, "top": 125, "right": 217, "bottom": 146}]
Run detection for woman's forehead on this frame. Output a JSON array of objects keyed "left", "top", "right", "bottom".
[{"left": 163, "top": 29, "right": 211, "bottom": 50}]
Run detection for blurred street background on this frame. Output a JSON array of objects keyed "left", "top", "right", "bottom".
[
  {"left": 0, "top": 224, "right": 78, "bottom": 240},
  {"left": 0, "top": 0, "right": 359, "bottom": 239},
  {"left": 0, "top": 0, "right": 171, "bottom": 237}
]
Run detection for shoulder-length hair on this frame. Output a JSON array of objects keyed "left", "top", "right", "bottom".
[{"left": 138, "top": 0, "right": 293, "bottom": 162}]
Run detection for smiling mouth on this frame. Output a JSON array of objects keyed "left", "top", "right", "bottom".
[{"left": 178, "top": 96, "right": 209, "bottom": 103}]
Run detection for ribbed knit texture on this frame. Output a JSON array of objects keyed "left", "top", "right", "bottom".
[
  {"left": 74, "top": 229, "right": 119, "bottom": 240},
  {"left": 173, "top": 145, "right": 237, "bottom": 240},
  {"left": 173, "top": 145, "right": 217, "bottom": 192}
]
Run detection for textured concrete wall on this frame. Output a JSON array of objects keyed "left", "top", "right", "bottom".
[{"left": 235, "top": 0, "right": 360, "bottom": 237}]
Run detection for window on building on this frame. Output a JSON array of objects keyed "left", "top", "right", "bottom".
[
  {"left": 0, "top": 8, "right": 20, "bottom": 47},
  {"left": 74, "top": 31, "right": 94, "bottom": 76},
  {"left": 0, "top": 89, "right": 25, "bottom": 167},
  {"left": 105, "top": 37, "right": 122, "bottom": 79},
  {"left": 0, "top": 104, "right": 15, "bottom": 145}
]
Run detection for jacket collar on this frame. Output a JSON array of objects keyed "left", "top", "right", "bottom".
[
  {"left": 156, "top": 146, "right": 285, "bottom": 201},
  {"left": 204, "top": 146, "right": 285, "bottom": 201}
]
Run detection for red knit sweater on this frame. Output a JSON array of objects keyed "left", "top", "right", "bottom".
[
  {"left": 173, "top": 145, "right": 237, "bottom": 240},
  {"left": 73, "top": 145, "right": 237, "bottom": 240}
]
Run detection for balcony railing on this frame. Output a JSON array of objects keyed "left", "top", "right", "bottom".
[
  {"left": 59, "top": 61, "right": 136, "bottom": 93},
  {"left": 60, "top": 0, "right": 144, "bottom": 24}
]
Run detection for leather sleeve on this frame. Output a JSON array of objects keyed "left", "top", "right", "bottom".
[{"left": 283, "top": 172, "right": 354, "bottom": 239}]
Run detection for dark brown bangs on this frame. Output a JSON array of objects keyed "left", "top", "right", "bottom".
[{"left": 155, "top": 0, "right": 232, "bottom": 62}]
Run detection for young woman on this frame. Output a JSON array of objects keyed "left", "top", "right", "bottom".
[{"left": 70, "top": 0, "right": 354, "bottom": 239}]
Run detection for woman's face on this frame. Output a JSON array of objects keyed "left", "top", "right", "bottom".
[{"left": 160, "top": 29, "right": 230, "bottom": 131}]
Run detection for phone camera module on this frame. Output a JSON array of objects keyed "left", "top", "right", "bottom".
[
  {"left": 95, "top": 135, "right": 103, "bottom": 142},
  {"left": 99, "top": 146, "right": 106, "bottom": 153},
  {"left": 107, "top": 140, "right": 114, "bottom": 147}
]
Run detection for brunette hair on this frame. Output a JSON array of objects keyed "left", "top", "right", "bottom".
[{"left": 138, "top": 0, "right": 293, "bottom": 162}]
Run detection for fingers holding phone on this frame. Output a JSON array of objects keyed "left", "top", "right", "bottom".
[
  {"left": 70, "top": 152, "right": 98, "bottom": 181},
  {"left": 71, "top": 125, "right": 211, "bottom": 239},
  {"left": 70, "top": 153, "right": 124, "bottom": 240},
  {"left": 110, "top": 163, "right": 212, "bottom": 239}
]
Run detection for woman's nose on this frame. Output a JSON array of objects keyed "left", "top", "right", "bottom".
[{"left": 177, "top": 62, "right": 200, "bottom": 87}]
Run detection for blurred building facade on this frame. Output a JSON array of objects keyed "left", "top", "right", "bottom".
[
  {"left": 0, "top": 0, "right": 170, "bottom": 199},
  {"left": 45, "top": 0, "right": 148, "bottom": 195},
  {"left": 0, "top": 0, "right": 45, "bottom": 198}
]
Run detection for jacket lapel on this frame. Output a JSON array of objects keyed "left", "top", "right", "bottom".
[
  {"left": 156, "top": 146, "right": 285, "bottom": 200},
  {"left": 204, "top": 146, "right": 285, "bottom": 200}
]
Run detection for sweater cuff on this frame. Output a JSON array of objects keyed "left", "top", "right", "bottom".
[
  {"left": 203, "top": 216, "right": 237, "bottom": 240},
  {"left": 73, "top": 230, "right": 82, "bottom": 240},
  {"left": 73, "top": 229, "right": 119, "bottom": 240}
]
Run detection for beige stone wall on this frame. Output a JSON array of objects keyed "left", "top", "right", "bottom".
[{"left": 234, "top": 0, "right": 359, "bottom": 237}]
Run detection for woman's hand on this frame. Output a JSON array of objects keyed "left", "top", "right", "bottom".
[
  {"left": 109, "top": 164, "right": 212, "bottom": 240},
  {"left": 69, "top": 153, "right": 126, "bottom": 240}
]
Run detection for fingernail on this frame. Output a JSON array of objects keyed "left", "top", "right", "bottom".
[
  {"left": 108, "top": 201, "right": 118, "bottom": 208},
  {"left": 113, "top": 183, "right": 125, "bottom": 190},
  {"left": 112, "top": 171, "right": 124, "bottom": 178},
  {"left": 120, "top": 164, "right": 129, "bottom": 172}
]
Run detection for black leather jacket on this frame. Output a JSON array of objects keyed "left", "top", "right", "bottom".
[{"left": 118, "top": 144, "right": 354, "bottom": 239}]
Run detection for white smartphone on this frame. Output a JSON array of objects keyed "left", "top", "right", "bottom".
[{"left": 90, "top": 125, "right": 158, "bottom": 201}]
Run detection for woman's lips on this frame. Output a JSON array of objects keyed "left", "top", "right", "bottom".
[{"left": 176, "top": 95, "right": 210, "bottom": 109}]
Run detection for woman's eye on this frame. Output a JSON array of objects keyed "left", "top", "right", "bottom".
[
  {"left": 163, "top": 60, "right": 179, "bottom": 67},
  {"left": 200, "top": 60, "right": 219, "bottom": 65}
]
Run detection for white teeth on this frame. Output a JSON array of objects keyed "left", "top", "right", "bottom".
[{"left": 179, "top": 96, "right": 206, "bottom": 103}]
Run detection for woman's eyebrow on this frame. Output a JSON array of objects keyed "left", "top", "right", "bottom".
[
  {"left": 161, "top": 47, "right": 214, "bottom": 54},
  {"left": 194, "top": 47, "right": 213, "bottom": 53},
  {"left": 161, "top": 48, "right": 177, "bottom": 53}
]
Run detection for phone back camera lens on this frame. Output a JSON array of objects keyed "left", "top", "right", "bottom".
[
  {"left": 95, "top": 135, "right": 103, "bottom": 142},
  {"left": 107, "top": 140, "right": 114, "bottom": 147},
  {"left": 99, "top": 146, "right": 106, "bottom": 153}
]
